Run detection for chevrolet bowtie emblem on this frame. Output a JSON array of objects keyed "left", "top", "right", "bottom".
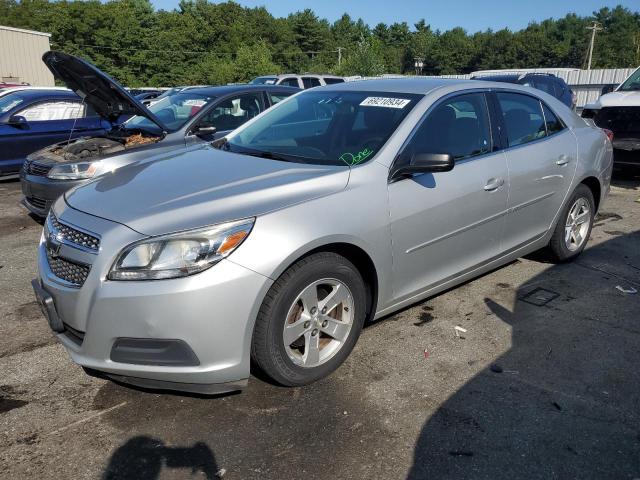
[{"left": 47, "top": 232, "right": 62, "bottom": 257}]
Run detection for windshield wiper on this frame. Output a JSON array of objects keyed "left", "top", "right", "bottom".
[{"left": 243, "top": 150, "right": 296, "bottom": 162}]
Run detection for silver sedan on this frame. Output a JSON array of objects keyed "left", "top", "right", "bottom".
[{"left": 33, "top": 78, "right": 613, "bottom": 394}]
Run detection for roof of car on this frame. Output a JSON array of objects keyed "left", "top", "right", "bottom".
[
  {"left": 177, "top": 84, "right": 300, "bottom": 96},
  {"left": 3, "top": 89, "right": 79, "bottom": 101},
  {"left": 319, "top": 77, "right": 478, "bottom": 94},
  {"left": 471, "top": 74, "right": 521, "bottom": 83}
]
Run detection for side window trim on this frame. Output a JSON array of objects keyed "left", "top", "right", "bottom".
[{"left": 390, "top": 90, "right": 495, "bottom": 181}]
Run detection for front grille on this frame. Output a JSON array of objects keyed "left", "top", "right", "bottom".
[
  {"left": 594, "top": 107, "right": 640, "bottom": 135},
  {"left": 46, "top": 248, "right": 90, "bottom": 287},
  {"left": 26, "top": 196, "right": 47, "bottom": 210},
  {"left": 50, "top": 215, "right": 100, "bottom": 251},
  {"left": 25, "top": 161, "right": 52, "bottom": 177}
]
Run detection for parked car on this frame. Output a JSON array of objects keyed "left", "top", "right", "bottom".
[
  {"left": 21, "top": 51, "right": 299, "bottom": 216},
  {"left": 0, "top": 89, "right": 109, "bottom": 177},
  {"left": 0, "top": 86, "right": 70, "bottom": 99},
  {"left": 471, "top": 73, "right": 576, "bottom": 109},
  {"left": 32, "top": 78, "right": 612, "bottom": 395},
  {"left": 582, "top": 66, "right": 640, "bottom": 168},
  {"left": 250, "top": 73, "right": 345, "bottom": 89}
]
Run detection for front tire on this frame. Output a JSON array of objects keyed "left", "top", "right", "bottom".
[
  {"left": 251, "top": 252, "right": 367, "bottom": 386},
  {"left": 548, "top": 184, "right": 595, "bottom": 262}
]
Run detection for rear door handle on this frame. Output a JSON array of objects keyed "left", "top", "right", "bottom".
[
  {"left": 484, "top": 178, "right": 505, "bottom": 191},
  {"left": 556, "top": 155, "right": 570, "bottom": 166}
]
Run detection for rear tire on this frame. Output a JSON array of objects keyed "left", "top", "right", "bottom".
[
  {"left": 548, "top": 184, "right": 595, "bottom": 262},
  {"left": 251, "top": 252, "right": 366, "bottom": 386}
]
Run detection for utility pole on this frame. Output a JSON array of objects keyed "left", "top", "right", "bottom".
[
  {"left": 585, "top": 21, "right": 603, "bottom": 71},
  {"left": 337, "top": 47, "right": 343, "bottom": 67}
]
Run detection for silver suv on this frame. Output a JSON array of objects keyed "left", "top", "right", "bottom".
[
  {"left": 33, "top": 78, "right": 612, "bottom": 395},
  {"left": 250, "top": 73, "right": 345, "bottom": 89}
]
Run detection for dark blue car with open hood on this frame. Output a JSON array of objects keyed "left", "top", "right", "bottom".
[{"left": 0, "top": 89, "right": 109, "bottom": 177}]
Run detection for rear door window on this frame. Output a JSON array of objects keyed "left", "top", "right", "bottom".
[
  {"left": 302, "top": 77, "right": 321, "bottom": 89},
  {"left": 323, "top": 78, "right": 345, "bottom": 85},
  {"left": 401, "top": 92, "right": 492, "bottom": 162},
  {"left": 530, "top": 77, "right": 555, "bottom": 96},
  {"left": 496, "top": 92, "right": 546, "bottom": 147},
  {"left": 279, "top": 77, "right": 300, "bottom": 88}
]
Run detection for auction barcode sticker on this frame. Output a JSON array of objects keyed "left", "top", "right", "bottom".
[{"left": 360, "top": 97, "right": 411, "bottom": 108}]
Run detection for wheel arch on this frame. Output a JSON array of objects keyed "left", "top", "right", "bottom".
[
  {"left": 266, "top": 240, "right": 380, "bottom": 324},
  {"left": 579, "top": 175, "right": 602, "bottom": 212}
]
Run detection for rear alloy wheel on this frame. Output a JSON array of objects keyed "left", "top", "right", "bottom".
[
  {"left": 548, "top": 184, "right": 595, "bottom": 262},
  {"left": 251, "top": 252, "right": 366, "bottom": 386}
]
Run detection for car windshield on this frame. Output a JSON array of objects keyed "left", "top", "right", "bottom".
[
  {"left": 224, "top": 90, "right": 422, "bottom": 166},
  {"left": 0, "top": 93, "right": 26, "bottom": 114},
  {"left": 125, "top": 92, "right": 215, "bottom": 132},
  {"left": 250, "top": 76, "right": 278, "bottom": 85},
  {"left": 618, "top": 68, "right": 640, "bottom": 91}
]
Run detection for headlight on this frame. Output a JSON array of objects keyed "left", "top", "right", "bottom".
[
  {"left": 47, "top": 161, "right": 102, "bottom": 180},
  {"left": 108, "top": 218, "right": 255, "bottom": 280}
]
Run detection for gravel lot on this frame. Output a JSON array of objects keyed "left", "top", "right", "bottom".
[{"left": 1, "top": 172, "right": 639, "bottom": 480}]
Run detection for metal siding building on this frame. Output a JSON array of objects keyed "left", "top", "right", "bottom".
[{"left": 0, "top": 26, "right": 54, "bottom": 86}]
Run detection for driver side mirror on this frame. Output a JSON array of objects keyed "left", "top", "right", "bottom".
[
  {"left": 391, "top": 153, "right": 454, "bottom": 180},
  {"left": 7, "top": 115, "right": 28, "bottom": 129},
  {"left": 191, "top": 125, "right": 216, "bottom": 137}
]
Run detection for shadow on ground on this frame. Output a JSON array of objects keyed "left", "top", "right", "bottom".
[
  {"left": 408, "top": 231, "right": 640, "bottom": 479},
  {"left": 103, "top": 436, "right": 220, "bottom": 480}
]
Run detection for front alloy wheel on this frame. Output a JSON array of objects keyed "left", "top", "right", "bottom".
[
  {"left": 251, "top": 252, "right": 366, "bottom": 386},
  {"left": 283, "top": 279, "right": 355, "bottom": 368}
]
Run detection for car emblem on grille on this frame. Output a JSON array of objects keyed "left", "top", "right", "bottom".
[{"left": 47, "top": 232, "right": 62, "bottom": 258}]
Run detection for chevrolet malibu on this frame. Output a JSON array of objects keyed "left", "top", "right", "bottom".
[{"left": 33, "top": 78, "right": 613, "bottom": 394}]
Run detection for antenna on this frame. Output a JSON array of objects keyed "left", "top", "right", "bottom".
[{"left": 585, "top": 21, "right": 603, "bottom": 71}]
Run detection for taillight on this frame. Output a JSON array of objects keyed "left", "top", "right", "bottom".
[{"left": 602, "top": 128, "right": 614, "bottom": 142}]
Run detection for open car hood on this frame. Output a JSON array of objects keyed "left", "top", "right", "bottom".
[{"left": 42, "top": 51, "right": 168, "bottom": 131}]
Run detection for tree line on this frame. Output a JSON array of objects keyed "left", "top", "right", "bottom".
[{"left": 1, "top": 0, "right": 639, "bottom": 87}]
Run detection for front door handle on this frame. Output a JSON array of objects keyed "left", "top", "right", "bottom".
[
  {"left": 556, "top": 155, "right": 570, "bottom": 166},
  {"left": 484, "top": 178, "right": 505, "bottom": 191}
]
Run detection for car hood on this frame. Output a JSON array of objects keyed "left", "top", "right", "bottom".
[
  {"left": 42, "top": 51, "right": 168, "bottom": 131},
  {"left": 584, "top": 90, "right": 640, "bottom": 109},
  {"left": 65, "top": 145, "right": 350, "bottom": 236}
]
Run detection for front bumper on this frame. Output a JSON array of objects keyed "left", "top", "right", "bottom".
[
  {"left": 20, "top": 172, "right": 86, "bottom": 217},
  {"left": 36, "top": 203, "right": 273, "bottom": 394}
]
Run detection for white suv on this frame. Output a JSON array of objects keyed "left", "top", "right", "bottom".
[{"left": 250, "top": 74, "right": 344, "bottom": 89}]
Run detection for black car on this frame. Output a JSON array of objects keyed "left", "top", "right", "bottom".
[
  {"left": 20, "top": 51, "right": 300, "bottom": 216},
  {"left": 472, "top": 73, "right": 576, "bottom": 109}
]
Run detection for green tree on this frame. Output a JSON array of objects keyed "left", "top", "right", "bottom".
[{"left": 336, "top": 36, "right": 385, "bottom": 77}]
